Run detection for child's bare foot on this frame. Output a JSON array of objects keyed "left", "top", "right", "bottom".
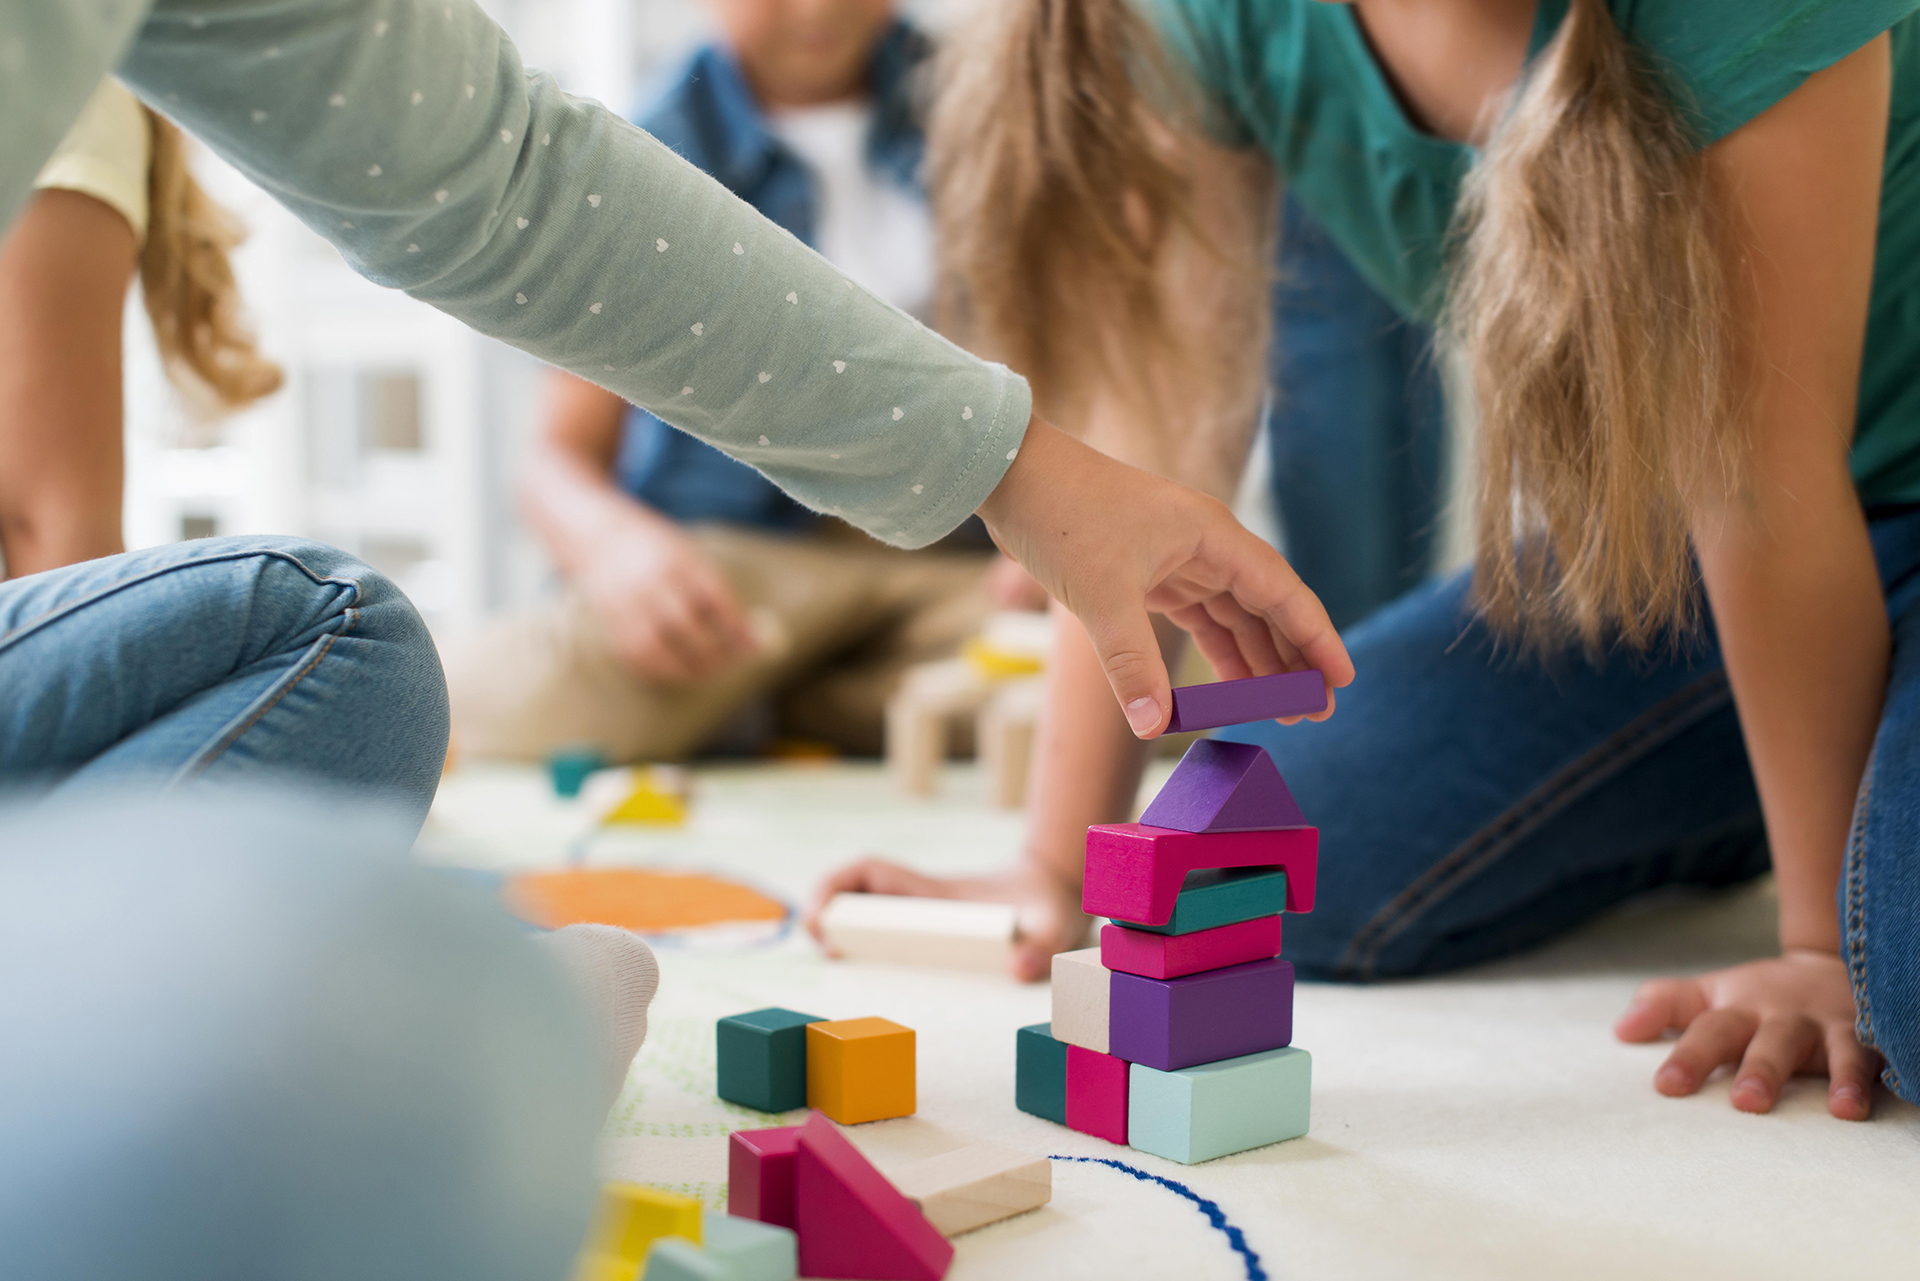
[{"left": 806, "top": 858, "right": 1089, "bottom": 982}]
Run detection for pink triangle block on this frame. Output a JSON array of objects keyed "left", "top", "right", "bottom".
[
  {"left": 1082, "top": 824, "right": 1318, "bottom": 926},
  {"left": 1140, "top": 740, "right": 1305, "bottom": 832},
  {"left": 1165, "top": 671, "right": 1328, "bottom": 733},
  {"left": 794, "top": 1110, "right": 954, "bottom": 1280}
]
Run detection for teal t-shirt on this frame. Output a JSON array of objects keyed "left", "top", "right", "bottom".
[{"left": 1156, "top": 0, "right": 1920, "bottom": 506}]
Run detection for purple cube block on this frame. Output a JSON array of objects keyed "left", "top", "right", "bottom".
[
  {"left": 1165, "top": 672, "right": 1328, "bottom": 733},
  {"left": 1140, "top": 740, "right": 1306, "bottom": 833},
  {"left": 1108, "top": 958, "right": 1295, "bottom": 1071}
]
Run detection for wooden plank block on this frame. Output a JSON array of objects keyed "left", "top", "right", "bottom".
[
  {"left": 806, "top": 1018, "right": 916, "bottom": 1125},
  {"left": 817, "top": 893, "right": 1016, "bottom": 974},
  {"left": 716, "top": 1009, "right": 824, "bottom": 1113},
  {"left": 590, "top": 1182, "right": 702, "bottom": 1264},
  {"left": 1099, "top": 915, "right": 1283, "bottom": 979},
  {"left": 1139, "top": 739, "right": 1305, "bottom": 832},
  {"left": 1165, "top": 671, "right": 1327, "bottom": 733},
  {"left": 1048, "top": 947, "right": 1110, "bottom": 1055},
  {"left": 1108, "top": 867, "right": 1288, "bottom": 937},
  {"left": 728, "top": 1126, "right": 801, "bottom": 1229},
  {"left": 889, "top": 1142, "right": 1052, "bottom": 1236},
  {"left": 643, "top": 1212, "right": 796, "bottom": 1281},
  {"left": 978, "top": 677, "right": 1043, "bottom": 810},
  {"left": 1082, "top": 824, "right": 1317, "bottom": 926},
  {"left": 1127, "top": 1046, "right": 1311, "bottom": 1164},
  {"left": 1014, "top": 1023, "right": 1069, "bottom": 1124},
  {"left": 794, "top": 1111, "right": 954, "bottom": 1280},
  {"left": 1108, "top": 959, "right": 1295, "bottom": 1072},
  {"left": 1065, "top": 1045, "right": 1130, "bottom": 1145}
]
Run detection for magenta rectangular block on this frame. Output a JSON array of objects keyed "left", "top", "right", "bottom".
[
  {"left": 1082, "top": 824, "right": 1318, "bottom": 926},
  {"left": 1165, "top": 671, "right": 1328, "bottom": 733},
  {"left": 1140, "top": 740, "right": 1305, "bottom": 833},
  {"left": 1065, "top": 1044, "right": 1130, "bottom": 1144},
  {"left": 1100, "top": 916, "right": 1283, "bottom": 980},
  {"left": 1108, "top": 958, "right": 1295, "bottom": 1071}
]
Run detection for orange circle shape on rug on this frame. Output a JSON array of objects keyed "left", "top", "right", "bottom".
[{"left": 505, "top": 867, "right": 787, "bottom": 933}]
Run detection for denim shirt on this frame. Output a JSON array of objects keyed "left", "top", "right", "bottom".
[{"left": 614, "top": 25, "right": 931, "bottom": 530}]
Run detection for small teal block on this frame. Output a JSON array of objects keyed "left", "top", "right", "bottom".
[
  {"left": 1127, "top": 1046, "right": 1310, "bottom": 1164},
  {"left": 1015, "top": 1022, "right": 1069, "bottom": 1124},
  {"left": 1110, "top": 868, "right": 1288, "bottom": 936},
  {"left": 546, "top": 746, "right": 607, "bottom": 798},
  {"left": 716, "top": 1008, "right": 824, "bottom": 1113},
  {"left": 642, "top": 1212, "right": 797, "bottom": 1281}
]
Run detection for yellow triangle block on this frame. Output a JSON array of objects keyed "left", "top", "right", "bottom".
[
  {"left": 603, "top": 770, "right": 688, "bottom": 827},
  {"left": 964, "top": 636, "right": 1044, "bottom": 680}
]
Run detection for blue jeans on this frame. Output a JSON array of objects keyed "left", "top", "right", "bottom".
[
  {"left": 1222, "top": 508, "right": 1920, "bottom": 1104},
  {"left": 1268, "top": 196, "right": 1447, "bottom": 631},
  {"left": 0, "top": 536, "right": 449, "bottom": 825}
]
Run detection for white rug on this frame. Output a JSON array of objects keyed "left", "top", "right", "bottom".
[{"left": 424, "top": 761, "right": 1920, "bottom": 1280}]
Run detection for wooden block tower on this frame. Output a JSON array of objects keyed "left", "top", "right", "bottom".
[{"left": 1015, "top": 673, "right": 1326, "bottom": 1164}]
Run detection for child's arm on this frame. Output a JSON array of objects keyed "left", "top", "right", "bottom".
[{"left": 1612, "top": 37, "right": 1891, "bottom": 1120}]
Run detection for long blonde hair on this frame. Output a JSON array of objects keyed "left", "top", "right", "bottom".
[
  {"left": 934, "top": 0, "right": 1742, "bottom": 647},
  {"left": 141, "top": 109, "right": 283, "bottom": 414}
]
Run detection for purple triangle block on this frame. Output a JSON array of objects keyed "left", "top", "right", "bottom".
[{"left": 1140, "top": 740, "right": 1305, "bottom": 832}]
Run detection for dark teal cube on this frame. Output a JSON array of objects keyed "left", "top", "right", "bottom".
[
  {"left": 1110, "top": 867, "right": 1288, "bottom": 936},
  {"left": 717, "top": 1008, "right": 824, "bottom": 1112},
  {"left": 1015, "top": 1022, "right": 1068, "bottom": 1124}
]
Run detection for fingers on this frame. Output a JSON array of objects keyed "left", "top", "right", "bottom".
[
  {"left": 1079, "top": 585, "right": 1173, "bottom": 738},
  {"left": 1614, "top": 976, "right": 1710, "bottom": 1043},
  {"left": 1654, "top": 1007, "right": 1759, "bottom": 1096},
  {"left": 1729, "top": 1015, "right": 1821, "bottom": 1113},
  {"left": 1824, "top": 1025, "right": 1880, "bottom": 1121}
]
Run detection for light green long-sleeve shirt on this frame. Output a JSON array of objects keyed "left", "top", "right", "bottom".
[{"left": 1, "top": 0, "right": 1032, "bottom": 547}]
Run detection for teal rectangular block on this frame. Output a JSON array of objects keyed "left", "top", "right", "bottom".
[
  {"left": 1015, "top": 1022, "right": 1069, "bottom": 1124},
  {"left": 1127, "top": 1046, "right": 1310, "bottom": 1164},
  {"left": 1109, "top": 868, "right": 1288, "bottom": 936},
  {"left": 717, "top": 1008, "right": 824, "bottom": 1113}
]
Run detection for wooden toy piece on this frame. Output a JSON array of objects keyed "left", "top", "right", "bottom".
[
  {"left": 817, "top": 893, "right": 1016, "bottom": 974},
  {"left": 794, "top": 1111, "right": 955, "bottom": 1280},
  {"left": 642, "top": 1212, "right": 797, "bottom": 1281},
  {"left": 806, "top": 1018, "right": 916, "bottom": 1124},
  {"left": 1082, "top": 823, "right": 1318, "bottom": 926},
  {"left": 1108, "top": 958, "right": 1295, "bottom": 1072},
  {"left": 1127, "top": 1046, "right": 1311, "bottom": 1164},
  {"left": 1065, "top": 1044, "right": 1131, "bottom": 1144},
  {"left": 717, "top": 1008, "right": 825, "bottom": 1113},
  {"left": 1014, "top": 1023, "right": 1068, "bottom": 1124},
  {"left": 1140, "top": 739, "right": 1305, "bottom": 832},
  {"left": 890, "top": 1142, "right": 1051, "bottom": 1236},
  {"left": 977, "top": 675, "right": 1043, "bottom": 809},
  {"left": 885, "top": 659, "right": 993, "bottom": 797},
  {"left": 1048, "top": 947, "right": 1110, "bottom": 1055},
  {"left": 548, "top": 746, "right": 608, "bottom": 798},
  {"left": 590, "top": 1182, "right": 702, "bottom": 1266},
  {"left": 728, "top": 1126, "right": 801, "bottom": 1229},
  {"left": 604, "top": 766, "right": 690, "bottom": 826},
  {"left": 573, "top": 1254, "right": 641, "bottom": 1281},
  {"left": 1100, "top": 915, "right": 1283, "bottom": 980},
  {"left": 1108, "top": 867, "right": 1288, "bottom": 937},
  {"left": 1165, "top": 670, "right": 1328, "bottom": 733}
]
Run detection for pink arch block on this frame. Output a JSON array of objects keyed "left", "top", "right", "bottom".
[{"left": 1082, "top": 824, "right": 1318, "bottom": 927}]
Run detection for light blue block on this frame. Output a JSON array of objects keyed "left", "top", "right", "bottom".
[
  {"left": 640, "top": 1212, "right": 796, "bottom": 1281},
  {"left": 1127, "top": 1046, "right": 1311, "bottom": 1165}
]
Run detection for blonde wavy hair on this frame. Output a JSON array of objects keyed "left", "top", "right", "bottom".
[
  {"left": 932, "top": 0, "right": 1743, "bottom": 649},
  {"left": 142, "top": 109, "right": 283, "bottom": 415}
]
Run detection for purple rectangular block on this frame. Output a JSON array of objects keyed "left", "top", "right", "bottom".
[
  {"left": 1140, "top": 740, "right": 1305, "bottom": 832},
  {"left": 1165, "top": 672, "right": 1328, "bottom": 733},
  {"left": 1108, "top": 958, "right": 1294, "bottom": 1071}
]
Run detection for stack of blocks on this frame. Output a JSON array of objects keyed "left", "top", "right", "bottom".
[{"left": 1016, "top": 672, "right": 1326, "bottom": 1164}]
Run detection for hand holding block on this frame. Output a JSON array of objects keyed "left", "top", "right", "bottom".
[
  {"left": 728, "top": 1126, "right": 800, "bottom": 1229},
  {"left": 1109, "top": 958, "right": 1295, "bottom": 1072},
  {"left": 890, "top": 1142, "right": 1052, "bottom": 1236},
  {"left": 1128, "top": 1046, "right": 1311, "bottom": 1164},
  {"left": 1108, "top": 866, "right": 1288, "bottom": 936},
  {"left": 1082, "top": 824, "right": 1317, "bottom": 926},
  {"left": 1048, "top": 947, "right": 1110, "bottom": 1054},
  {"left": 1100, "top": 915, "right": 1283, "bottom": 979},
  {"left": 1165, "top": 671, "right": 1327, "bottom": 732},
  {"left": 717, "top": 1008, "right": 825, "bottom": 1113},
  {"left": 591, "top": 1182, "right": 702, "bottom": 1264},
  {"left": 643, "top": 1212, "right": 797, "bottom": 1281},
  {"left": 794, "top": 1111, "right": 954, "bottom": 1280},
  {"left": 1014, "top": 1023, "right": 1068, "bottom": 1124},
  {"left": 806, "top": 1018, "right": 916, "bottom": 1124},
  {"left": 817, "top": 893, "right": 1016, "bottom": 974},
  {"left": 1064, "top": 1045, "right": 1130, "bottom": 1145},
  {"left": 1140, "top": 740, "right": 1305, "bottom": 832}
]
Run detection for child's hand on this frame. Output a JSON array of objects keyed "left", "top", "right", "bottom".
[
  {"left": 805, "top": 859, "right": 1089, "bottom": 982},
  {"left": 977, "top": 419, "right": 1353, "bottom": 738},
  {"left": 1613, "top": 949, "right": 1879, "bottom": 1119}
]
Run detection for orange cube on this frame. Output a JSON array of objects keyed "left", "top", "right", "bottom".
[{"left": 805, "top": 1017, "right": 916, "bottom": 1124}]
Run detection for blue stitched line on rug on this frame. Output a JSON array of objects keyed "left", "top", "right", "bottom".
[{"left": 1048, "top": 1155, "right": 1266, "bottom": 1281}]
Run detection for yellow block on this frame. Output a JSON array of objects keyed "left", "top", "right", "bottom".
[
  {"left": 963, "top": 636, "right": 1044, "bottom": 680},
  {"left": 590, "top": 1183, "right": 702, "bottom": 1264},
  {"left": 603, "top": 775, "right": 688, "bottom": 827},
  {"left": 572, "top": 1253, "right": 640, "bottom": 1281},
  {"left": 806, "top": 1017, "right": 916, "bottom": 1124}
]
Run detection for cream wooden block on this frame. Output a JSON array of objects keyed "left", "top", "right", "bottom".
[
  {"left": 885, "top": 660, "right": 993, "bottom": 796},
  {"left": 977, "top": 678, "right": 1042, "bottom": 810},
  {"left": 1049, "top": 947, "right": 1110, "bottom": 1054},
  {"left": 890, "top": 1142, "right": 1052, "bottom": 1237},
  {"left": 818, "top": 894, "right": 1017, "bottom": 973}
]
